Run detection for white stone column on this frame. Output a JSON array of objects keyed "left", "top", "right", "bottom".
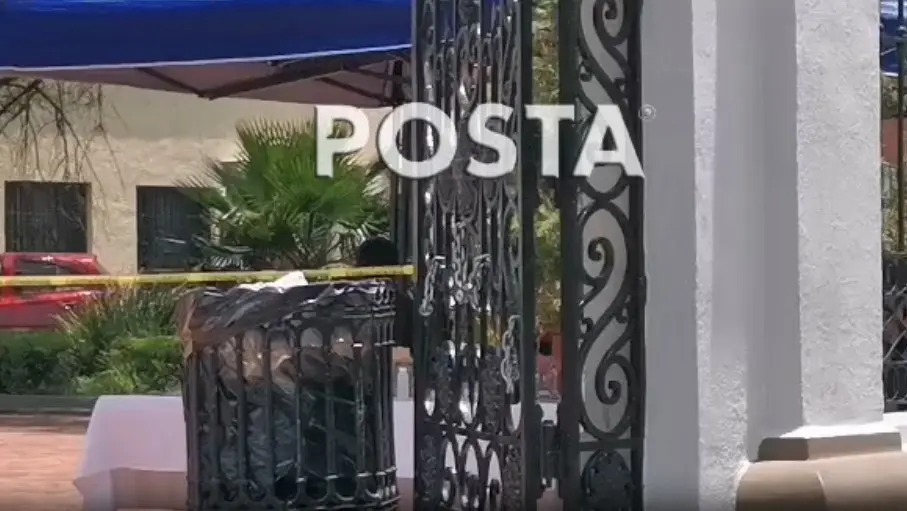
[
  {"left": 751, "top": 0, "right": 883, "bottom": 437},
  {"left": 642, "top": 0, "right": 889, "bottom": 508},
  {"left": 732, "top": 3, "right": 907, "bottom": 508},
  {"left": 641, "top": 0, "right": 726, "bottom": 507}
]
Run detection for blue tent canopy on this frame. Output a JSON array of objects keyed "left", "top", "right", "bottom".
[
  {"left": 2, "top": 0, "right": 904, "bottom": 101},
  {"left": 0, "top": 0, "right": 412, "bottom": 106}
]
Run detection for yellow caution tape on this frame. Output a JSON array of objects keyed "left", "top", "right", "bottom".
[{"left": 0, "top": 265, "right": 416, "bottom": 288}]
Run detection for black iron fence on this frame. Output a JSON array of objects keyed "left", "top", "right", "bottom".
[
  {"left": 882, "top": 0, "right": 907, "bottom": 412},
  {"left": 884, "top": 253, "right": 907, "bottom": 410}
]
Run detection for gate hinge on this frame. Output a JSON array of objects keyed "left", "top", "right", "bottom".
[{"left": 540, "top": 419, "right": 559, "bottom": 490}]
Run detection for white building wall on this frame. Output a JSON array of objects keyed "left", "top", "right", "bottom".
[
  {"left": 642, "top": 0, "right": 883, "bottom": 507},
  {"left": 0, "top": 85, "right": 386, "bottom": 273}
]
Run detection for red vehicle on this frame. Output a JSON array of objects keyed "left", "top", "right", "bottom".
[{"left": 0, "top": 253, "right": 105, "bottom": 330}]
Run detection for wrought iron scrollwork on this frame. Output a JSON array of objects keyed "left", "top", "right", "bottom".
[
  {"left": 411, "top": 0, "right": 645, "bottom": 506},
  {"left": 412, "top": 0, "right": 537, "bottom": 507},
  {"left": 558, "top": 0, "right": 646, "bottom": 509}
]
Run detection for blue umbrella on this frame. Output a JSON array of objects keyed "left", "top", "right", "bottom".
[{"left": 0, "top": 0, "right": 412, "bottom": 106}]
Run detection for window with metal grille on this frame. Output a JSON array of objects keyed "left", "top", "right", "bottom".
[
  {"left": 136, "top": 186, "right": 208, "bottom": 272},
  {"left": 4, "top": 181, "right": 89, "bottom": 253}
]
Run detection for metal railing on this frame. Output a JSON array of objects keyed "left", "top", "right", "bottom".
[
  {"left": 883, "top": 0, "right": 907, "bottom": 410},
  {"left": 883, "top": 254, "right": 907, "bottom": 410}
]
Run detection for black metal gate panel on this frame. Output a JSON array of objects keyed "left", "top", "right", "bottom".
[
  {"left": 555, "top": 0, "right": 646, "bottom": 509},
  {"left": 411, "top": 0, "right": 539, "bottom": 508},
  {"left": 410, "top": 0, "right": 646, "bottom": 508}
]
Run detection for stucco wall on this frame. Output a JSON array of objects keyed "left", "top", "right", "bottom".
[
  {"left": 643, "top": 0, "right": 881, "bottom": 508},
  {"left": 0, "top": 84, "right": 386, "bottom": 273}
]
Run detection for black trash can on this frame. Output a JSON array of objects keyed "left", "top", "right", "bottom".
[{"left": 177, "top": 280, "right": 399, "bottom": 510}]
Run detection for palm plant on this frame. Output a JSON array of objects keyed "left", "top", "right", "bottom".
[{"left": 180, "top": 120, "right": 390, "bottom": 270}]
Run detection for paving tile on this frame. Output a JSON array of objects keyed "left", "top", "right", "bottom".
[{"left": 0, "top": 414, "right": 88, "bottom": 510}]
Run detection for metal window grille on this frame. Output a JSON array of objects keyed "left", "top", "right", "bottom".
[
  {"left": 136, "top": 186, "right": 208, "bottom": 272},
  {"left": 4, "top": 181, "right": 89, "bottom": 253}
]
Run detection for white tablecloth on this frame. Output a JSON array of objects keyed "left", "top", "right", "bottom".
[
  {"left": 75, "top": 395, "right": 556, "bottom": 510},
  {"left": 74, "top": 395, "right": 188, "bottom": 510}
]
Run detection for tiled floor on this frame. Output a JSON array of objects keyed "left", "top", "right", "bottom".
[
  {"left": 0, "top": 397, "right": 564, "bottom": 511},
  {"left": 0, "top": 414, "right": 88, "bottom": 510}
]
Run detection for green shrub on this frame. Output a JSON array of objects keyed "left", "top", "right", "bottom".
[
  {"left": 74, "top": 336, "right": 182, "bottom": 395},
  {"left": 0, "top": 332, "right": 72, "bottom": 394},
  {"left": 60, "top": 285, "right": 179, "bottom": 377},
  {"left": 0, "top": 284, "right": 185, "bottom": 396},
  {"left": 535, "top": 197, "right": 562, "bottom": 333},
  {"left": 503, "top": 195, "right": 562, "bottom": 333}
]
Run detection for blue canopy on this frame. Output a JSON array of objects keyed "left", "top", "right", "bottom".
[
  {"left": 0, "top": 0, "right": 412, "bottom": 106},
  {"left": 4, "top": 0, "right": 904, "bottom": 100}
]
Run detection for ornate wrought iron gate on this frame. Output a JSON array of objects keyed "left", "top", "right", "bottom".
[
  {"left": 410, "top": 0, "right": 540, "bottom": 507},
  {"left": 555, "top": 0, "right": 646, "bottom": 509},
  {"left": 409, "top": 0, "right": 646, "bottom": 508}
]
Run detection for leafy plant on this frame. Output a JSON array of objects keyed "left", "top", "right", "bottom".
[
  {"left": 180, "top": 120, "right": 390, "bottom": 270},
  {"left": 74, "top": 336, "right": 182, "bottom": 395},
  {"left": 535, "top": 197, "right": 562, "bottom": 332},
  {"left": 489, "top": 197, "right": 561, "bottom": 341},
  {"left": 59, "top": 285, "right": 178, "bottom": 377},
  {"left": 0, "top": 330, "right": 182, "bottom": 396},
  {"left": 884, "top": 75, "right": 903, "bottom": 120},
  {"left": 0, "top": 289, "right": 181, "bottom": 396},
  {"left": 533, "top": 0, "right": 558, "bottom": 104},
  {"left": 0, "top": 331, "right": 73, "bottom": 394}
]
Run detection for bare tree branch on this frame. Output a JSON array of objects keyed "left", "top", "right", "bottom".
[
  {"left": 0, "top": 80, "right": 42, "bottom": 134},
  {"left": 0, "top": 78, "right": 107, "bottom": 181}
]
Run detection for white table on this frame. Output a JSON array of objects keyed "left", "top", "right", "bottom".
[
  {"left": 76, "top": 395, "right": 557, "bottom": 510},
  {"left": 75, "top": 396, "right": 188, "bottom": 510}
]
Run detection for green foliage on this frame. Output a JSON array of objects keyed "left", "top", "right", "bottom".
[
  {"left": 535, "top": 197, "right": 562, "bottom": 332},
  {"left": 0, "top": 330, "right": 181, "bottom": 396},
  {"left": 59, "top": 286, "right": 178, "bottom": 377},
  {"left": 499, "top": 196, "right": 561, "bottom": 334},
  {"left": 180, "top": 120, "right": 390, "bottom": 269},
  {"left": 533, "top": 0, "right": 558, "bottom": 104},
  {"left": 884, "top": 162, "right": 899, "bottom": 253},
  {"left": 884, "top": 76, "right": 902, "bottom": 120},
  {"left": 74, "top": 336, "right": 182, "bottom": 395},
  {"left": 0, "top": 332, "right": 72, "bottom": 394}
]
